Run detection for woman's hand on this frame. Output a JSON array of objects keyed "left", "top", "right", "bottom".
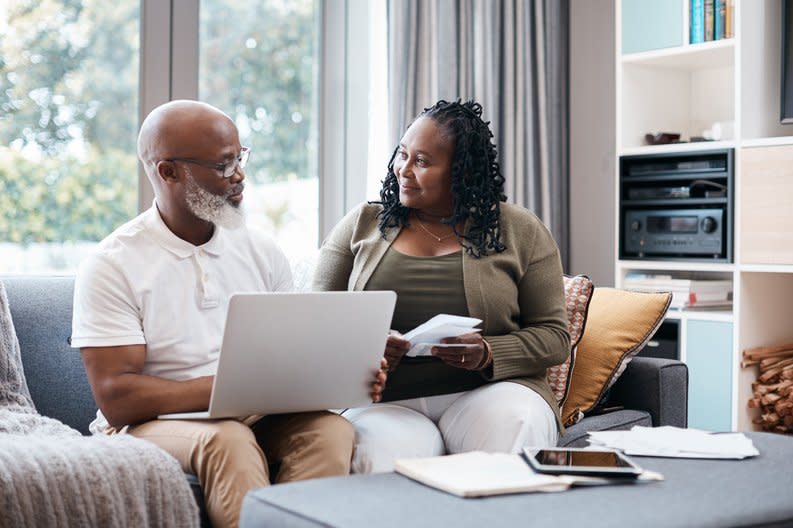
[
  {"left": 370, "top": 357, "right": 388, "bottom": 402},
  {"left": 384, "top": 331, "right": 410, "bottom": 371},
  {"left": 431, "top": 332, "right": 492, "bottom": 371}
]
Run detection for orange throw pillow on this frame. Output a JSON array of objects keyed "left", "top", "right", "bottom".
[{"left": 561, "top": 288, "right": 672, "bottom": 426}]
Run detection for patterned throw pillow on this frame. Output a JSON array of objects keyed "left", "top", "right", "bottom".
[
  {"left": 547, "top": 275, "right": 594, "bottom": 407},
  {"left": 561, "top": 288, "right": 672, "bottom": 426}
]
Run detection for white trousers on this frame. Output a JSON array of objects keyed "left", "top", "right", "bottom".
[{"left": 343, "top": 381, "right": 558, "bottom": 474}]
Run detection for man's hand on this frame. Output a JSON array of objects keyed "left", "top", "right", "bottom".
[
  {"left": 370, "top": 357, "right": 388, "bottom": 402},
  {"left": 431, "top": 332, "right": 492, "bottom": 371},
  {"left": 384, "top": 331, "right": 410, "bottom": 372}
]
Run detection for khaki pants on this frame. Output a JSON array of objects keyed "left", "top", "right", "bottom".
[{"left": 117, "top": 412, "right": 353, "bottom": 528}]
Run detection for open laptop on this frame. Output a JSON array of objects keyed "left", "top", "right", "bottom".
[{"left": 159, "top": 291, "right": 396, "bottom": 419}]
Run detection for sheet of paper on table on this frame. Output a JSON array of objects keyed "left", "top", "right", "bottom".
[{"left": 587, "top": 426, "right": 759, "bottom": 459}]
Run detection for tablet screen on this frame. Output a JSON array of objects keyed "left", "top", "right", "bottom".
[
  {"left": 536, "top": 449, "right": 632, "bottom": 468},
  {"left": 523, "top": 448, "right": 643, "bottom": 477}
]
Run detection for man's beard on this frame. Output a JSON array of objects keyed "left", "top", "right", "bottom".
[{"left": 184, "top": 168, "right": 245, "bottom": 230}]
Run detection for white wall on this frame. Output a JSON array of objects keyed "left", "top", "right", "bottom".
[{"left": 569, "top": 0, "right": 616, "bottom": 286}]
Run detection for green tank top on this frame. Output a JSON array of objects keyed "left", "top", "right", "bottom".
[{"left": 365, "top": 246, "right": 487, "bottom": 401}]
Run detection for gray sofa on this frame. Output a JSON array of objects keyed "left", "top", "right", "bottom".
[{"left": 3, "top": 275, "right": 688, "bottom": 525}]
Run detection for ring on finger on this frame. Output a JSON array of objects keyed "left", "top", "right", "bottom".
[{"left": 462, "top": 354, "right": 465, "bottom": 364}]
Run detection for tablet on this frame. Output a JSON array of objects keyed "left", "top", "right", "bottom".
[{"left": 522, "top": 447, "right": 644, "bottom": 478}]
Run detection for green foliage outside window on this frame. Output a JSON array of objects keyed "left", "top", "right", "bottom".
[
  {"left": 0, "top": 0, "right": 139, "bottom": 245},
  {"left": 0, "top": 146, "right": 136, "bottom": 244},
  {"left": 200, "top": 0, "right": 317, "bottom": 185},
  {"left": 0, "top": 0, "right": 316, "bottom": 248}
]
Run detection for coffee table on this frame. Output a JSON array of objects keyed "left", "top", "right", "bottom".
[{"left": 240, "top": 432, "right": 793, "bottom": 528}]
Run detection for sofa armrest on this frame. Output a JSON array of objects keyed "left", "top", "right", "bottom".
[{"left": 605, "top": 357, "right": 688, "bottom": 428}]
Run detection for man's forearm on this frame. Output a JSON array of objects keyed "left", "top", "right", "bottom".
[{"left": 96, "top": 374, "right": 213, "bottom": 428}]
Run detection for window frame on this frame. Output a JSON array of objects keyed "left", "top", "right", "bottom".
[{"left": 139, "top": 0, "right": 370, "bottom": 245}]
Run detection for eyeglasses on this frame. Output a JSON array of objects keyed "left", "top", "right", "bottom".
[{"left": 165, "top": 146, "right": 250, "bottom": 179}]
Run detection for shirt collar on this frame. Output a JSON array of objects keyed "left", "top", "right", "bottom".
[{"left": 145, "top": 200, "right": 226, "bottom": 259}]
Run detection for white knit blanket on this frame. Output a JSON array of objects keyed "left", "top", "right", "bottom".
[{"left": 0, "top": 283, "right": 199, "bottom": 528}]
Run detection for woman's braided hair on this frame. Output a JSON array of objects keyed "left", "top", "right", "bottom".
[{"left": 376, "top": 99, "right": 506, "bottom": 257}]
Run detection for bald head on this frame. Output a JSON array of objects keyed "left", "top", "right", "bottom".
[{"left": 137, "top": 100, "right": 238, "bottom": 185}]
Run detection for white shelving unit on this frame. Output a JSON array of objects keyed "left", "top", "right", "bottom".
[{"left": 615, "top": 0, "right": 793, "bottom": 432}]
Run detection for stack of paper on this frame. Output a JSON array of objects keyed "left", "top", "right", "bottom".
[
  {"left": 403, "top": 314, "right": 482, "bottom": 357},
  {"left": 623, "top": 273, "right": 732, "bottom": 309},
  {"left": 588, "top": 426, "right": 759, "bottom": 459}
]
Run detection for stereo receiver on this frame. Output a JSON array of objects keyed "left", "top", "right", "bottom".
[
  {"left": 619, "top": 149, "right": 733, "bottom": 261},
  {"left": 623, "top": 209, "right": 724, "bottom": 257}
]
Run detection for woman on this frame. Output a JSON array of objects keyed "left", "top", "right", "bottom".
[{"left": 313, "top": 100, "right": 570, "bottom": 473}]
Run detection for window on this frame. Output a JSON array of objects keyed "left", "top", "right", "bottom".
[
  {"left": 0, "top": 1, "right": 139, "bottom": 273},
  {"left": 199, "top": 0, "right": 319, "bottom": 258},
  {"left": 0, "top": 0, "right": 385, "bottom": 273}
]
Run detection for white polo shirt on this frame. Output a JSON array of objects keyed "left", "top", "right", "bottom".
[{"left": 71, "top": 204, "right": 292, "bottom": 433}]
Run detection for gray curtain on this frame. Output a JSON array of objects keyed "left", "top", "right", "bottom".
[{"left": 387, "top": 0, "right": 569, "bottom": 265}]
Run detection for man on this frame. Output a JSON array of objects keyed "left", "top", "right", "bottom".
[{"left": 71, "top": 100, "right": 386, "bottom": 528}]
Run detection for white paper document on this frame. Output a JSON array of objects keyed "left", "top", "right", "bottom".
[
  {"left": 402, "top": 314, "right": 482, "bottom": 357},
  {"left": 587, "top": 426, "right": 759, "bottom": 459}
]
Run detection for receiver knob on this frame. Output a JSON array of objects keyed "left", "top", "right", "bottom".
[
  {"left": 701, "top": 216, "right": 717, "bottom": 233},
  {"left": 630, "top": 219, "right": 642, "bottom": 232}
]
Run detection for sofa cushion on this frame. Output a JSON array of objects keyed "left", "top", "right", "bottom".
[
  {"left": 561, "top": 288, "right": 671, "bottom": 426},
  {"left": 547, "top": 275, "right": 594, "bottom": 406}
]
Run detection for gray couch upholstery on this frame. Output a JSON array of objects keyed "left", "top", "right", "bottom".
[{"left": 2, "top": 275, "right": 688, "bottom": 525}]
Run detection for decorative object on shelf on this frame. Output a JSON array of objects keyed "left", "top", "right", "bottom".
[
  {"left": 644, "top": 132, "right": 681, "bottom": 146},
  {"left": 743, "top": 342, "right": 793, "bottom": 435},
  {"left": 701, "top": 121, "right": 734, "bottom": 141}
]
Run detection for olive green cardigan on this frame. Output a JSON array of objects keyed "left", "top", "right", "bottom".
[{"left": 313, "top": 202, "right": 570, "bottom": 429}]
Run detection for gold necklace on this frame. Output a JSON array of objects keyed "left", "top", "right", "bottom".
[{"left": 415, "top": 217, "right": 457, "bottom": 242}]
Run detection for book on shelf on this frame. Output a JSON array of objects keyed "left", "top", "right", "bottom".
[
  {"left": 714, "top": 0, "right": 725, "bottom": 40},
  {"left": 690, "top": 0, "right": 731, "bottom": 44},
  {"left": 683, "top": 299, "right": 733, "bottom": 310},
  {"left": 691, "top": 0, "right": 704, "bottom": 44},
  {"left": 704, "top": 0, "right": 714, "bottom": 41},
  {"left": 623, "top": 273, "right": 732, "bottom": 310}
]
